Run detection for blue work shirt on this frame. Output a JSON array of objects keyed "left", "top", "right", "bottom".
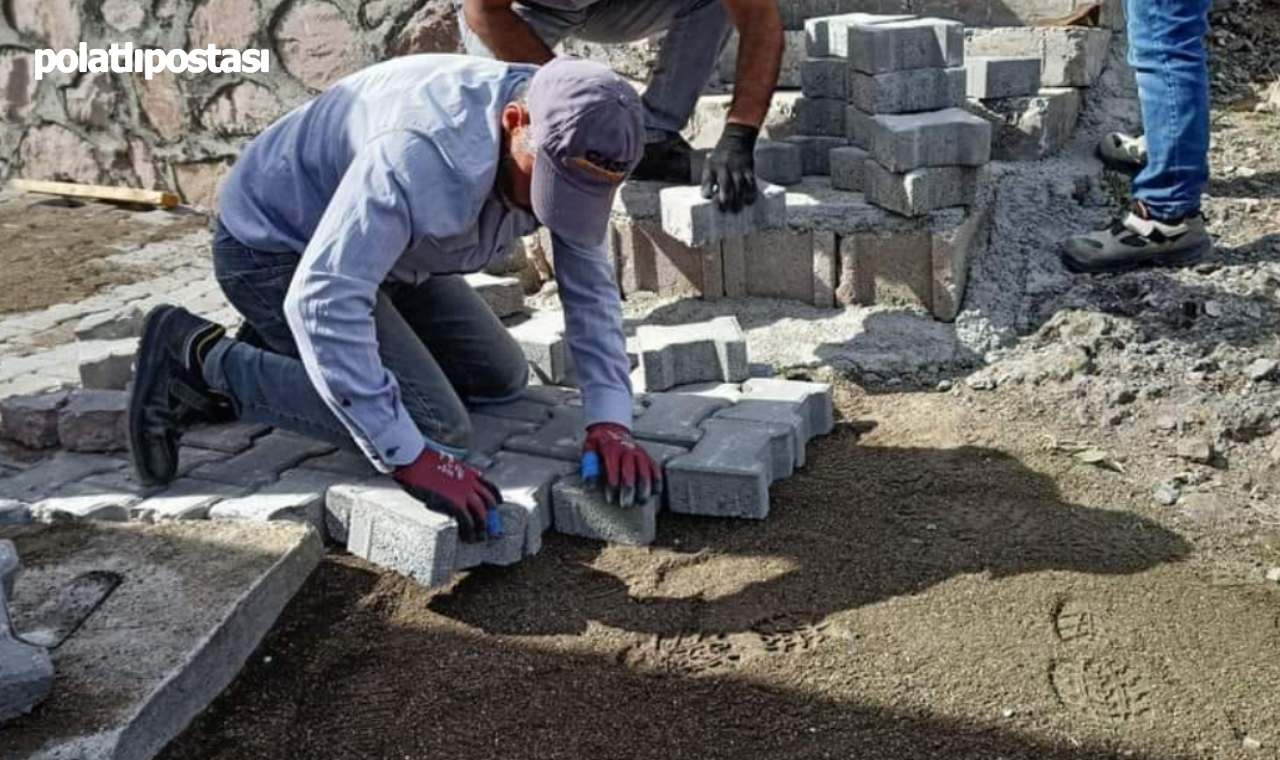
[{"left": 220, "top": 55, "right": 633, "bottom": 472}]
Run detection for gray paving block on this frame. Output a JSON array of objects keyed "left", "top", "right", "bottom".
[
  {"left": 964, "top": 26, "right": 1111, "bottom": 87},
  {"left": 0, "top": 500, "right": 31, "bottom": 525},
  {"left": 208, "top": 469, "right": 344, "bottom": 534},
  {"left": 741, "top": 377, "right": 835, "bottom": 436},
  {"left": 1, "top": 541, "right": 54, "bottom": 723},
  {"left": 801, "top": 57, "right": 849, "bottom": 100},
  {"left": 659, "top": 183, "right": 787, "bottom": 247},
  {"left": 613, "top": 180, "right": 668, "bottom": 221},
  {"left": 636, "top": 317, "right": 750, "bottom": 392},
  {"left": 796, "top": 96, "right": 847, "bottom": 137},
  {"left": 57, "top": 389, "right": 129, "bottom": 453},
  {"left": 0, "top": 390, "right": 70, "bottom": 449},
  {"left": 78, "top": 338, "right": 138, "bottom": 390},
  {"left": 782, "top": 135, "right": 849, "bottom": 176},
  {"left": 74, "top": 304, "right": 145, "bottom": 341},
  {"left": 483, "top": 451, "right": 576, "bottom": 555},
  {"left": 131, "top": 478, "right": 249, "bottom": 522},
  {"left": 503, "top": 404, "right": 588, "bottom": 462},
  {"left": 784, "top": 177, "right": 895, "bottom": 236},
  {"left": 183, "top": 421, "right": 273, "bottom": 454},
  {"left": 465, "top": 272, "right": 525, "bottom": 318},
  {"left": 850, "top": 66, "right": 966, "bottom": 114},
  {"left": 965, "top": 56, "right": 1042, "bottom": 99},
  {"left": 347, "top": 482, "right": 459, "bottom": 587},
  {"left": 30, "top": 481, "right": 140, "bottom": 522},
  {"left": 552, "top": 475, "right": 657, "bottom": 546},
  {"left": 713, "top": 399, "right": 809, "bottom": 467},
  {"left": 804, "top": 12, "right": 914, "bottom": 57},
  {"left": 754, "top": 141, "right": 803, "bottom": 187},
  {"left": 632, "top": 393, "right": 732, "bottom": 447},
  {"left": 967, "top": 86, "right": 1081, "bottom": 161},
  {"left": 868, "top": 108, "right": 993, "bottom": 172},
  {"left": 864, "top": 160, "right": 981, "bottom": 216},
  {"left": 814, "top": 230, "right": 839, "bottom": 309},
  {"left": 79, "top": 466, "right": 166, "bottom": 497},
  {"left": 324, "top": 476, "right": 393, "bottom": 546},
  {"left": 848, "top": 18, "right": 965, "bottom": 74},
  {"left": 455, "top": 502, "right": 528, "bottom": 569},
  {"left": 507, "top": 310, "right": 576, "bottom": 386},
  {"left": 299, "top": 448, "right": 379, "bottom": 479},
  {"left": 468, "top": 413, "right": 540, "bottom": 460},
  {"left": 665, "top": 382, "right": 745, "bottom": 403},
  {"left": 0, "top": 451, "right": 127, "bottom": 503},
  {"left": 830, "top": 146, "right": 871, "bottom": 192},
  {"left": 665, "top": 426, "right": 772, "bottom": 519},
  {"left": 468, "top": 396, "right": 555, "bottom": 424},
  {"left": 700, "top": 417, "right": 795, "bottom": 482},
  {"left": 189, "top": 430, "right": 336, "bottom": 488},
  {"left": 844, "top": 105, "right": 875, "bottom": 149}
]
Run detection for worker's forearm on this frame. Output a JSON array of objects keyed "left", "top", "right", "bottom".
[
  {"left": 464, "top": 1, "right": 555, "bottom": 64},
  {"left": 726, "top": 6, "right": 784, "bottom": 127}
]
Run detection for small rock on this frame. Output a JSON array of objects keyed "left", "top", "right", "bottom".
[
  {"left": 1176, "top": 439, "right": 1213, "bottom": 464},
  {"left": 936, "top": 380, "right": 953, "bottom": 392},
  {"left": 1153, "top": 483, "right": 1180, "bottom": 506},
  {"left": 1243, "top": 736, "right": 1263, "bottom": 752},
  {"left": 1156, "top": 415, "right": 1178, "bottom": 431},
  {"left": 1247, "top": 358, "right": 1278, "bottom": 382},
  {"left": 1264, "top": 567, "right": 1280, "bottom": 583},
  {"left": 1204, "top": 300, "right": 1224, "bottom": 318},
  {"left": 966, "top": 376, "right": 997, "bottom": 391}
]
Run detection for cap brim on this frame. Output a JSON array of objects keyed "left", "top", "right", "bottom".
[{"left": 532, "top": 150, "right": 614, "bottom": 247}]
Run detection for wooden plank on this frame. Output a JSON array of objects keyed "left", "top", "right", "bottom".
[{"left": 7, "top": 178, "right": 182, "bottom": 209}]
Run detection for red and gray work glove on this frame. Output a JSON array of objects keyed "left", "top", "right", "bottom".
[
  {"left": 581, "top": 422, "right": 662, "bottom": 509},
  {"left": 701, "top": 123, "right": 759, "bottom": 213},
  {"left": 393, "top": 447, "right": 501, "bottom": 543}
]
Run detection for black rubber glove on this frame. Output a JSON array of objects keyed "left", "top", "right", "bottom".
[{"left": 701, "top": 123, "right": 760, "bottom": 213}]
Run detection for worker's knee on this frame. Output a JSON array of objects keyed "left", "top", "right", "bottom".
[{"left": 467, "top": 360, "right": 530, "bottom": 406}]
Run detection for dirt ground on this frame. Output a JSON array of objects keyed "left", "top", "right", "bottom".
[
  {"left": 158, "top": 379, "right": 1280, "bottom": 760},
  {"left": 0, "top": 199, "right": 206, "bottom": 315}
]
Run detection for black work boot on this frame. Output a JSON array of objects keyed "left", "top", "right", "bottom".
[
  {"left": 1060, "top": 202, "right": 1212, "bottom": 274},
  {"left": 631, "top": 133, "right": 696, "bottom": 184},
  {"left": 129, "top": 306, "right": 228, "bottom": 485}
]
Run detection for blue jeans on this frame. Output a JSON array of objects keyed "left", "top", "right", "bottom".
[
  {"left": 454, "top": 0, "right": 733, "bottom": 142},
  {"left": 205, "top": 221, "right": 529, "bottom": 456},
  {"left": 1126, "top": 0, "right": 1212, "bottom": 220}
]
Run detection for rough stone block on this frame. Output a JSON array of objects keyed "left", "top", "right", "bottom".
[
  {"left": 796, "top": 96, "right": 847, "bottom": 137},
  {"left": 965, "top": 56, "right": 1042, "bottom": 99},
  {"left": 636, "top": 317, "right": 750, "bottom": 392},
  {"left": 743, "top": 232, "right": 817, "bottom": 303},
  {"left": 804, "top": 12, "right": 914, "bottom": 57},
  {"left": 632, "top": 393, "right": 731, "bottom": 447},
  {"left": 964, "top": 27, "right": 1111, "bottom": 87},
  {"left": 189, "top": 430, "right": 336, "bottom": 487},
  {"left": 867, "top": 108, "right": 992, "bottom": 172},
  {"left": 615, "top": 219, "right": 724, "bottom": 299},
  {"left": 801, "top": 57, "right": 849, "bottom": 100},
  {"left": 754, "top": 141, "right": 803, "bottom": 187},
  {"left": 78, "top": 338, "right": 137, "bottom": 390},
  {"left": 347, "top": 482, "right": 459, "bottom": 588},
  {"left": 848, "top": 18, "right": 965, "bottom": 74},
  {"left": 850, "top": 66, "right": 966, "bottom": 114},
  {"left": 928, "top": 204, "right": 991, "bottom": 321},
  {"left": 741, "top": 378, "right": 835, "bottom": 437},
  {"left": 659, "top": 184, "right": 787, "bottom": 247},
  {"left": 74, "top": 304, "right": 145, "bottom": 341},
  {"left": 864, "top": 160, "right": 980, "bottom": 216},
  {"left": 714, "top": 398, "right": 809, "bottom": 464},
  {"left": 782, "top": 135, "right": 848, "bottom": 176},
  {"left": 454, "top": 502, "right": 528, "bottom": 568},
  {"left": 666, "top": 426, "right": 772, "bottom": 519},
  {"left": 836, "top": 231, "right": 933, "bottom": 309},
  {"left": 208, "top": 469, "right": 342, "bottom": 534},
  {"left": 57, "top": 389, "right": 128, "bottom": 453},
  {"left": 0, "top": 390, "right": 69, "bottom": 449},
  {"left": 504, "top": 405, "right": 588, "bottom": 462},
  {"left": 830, "top": 146, "right": 871, "bottom": 191},
  {"left": 465, "top": 272, "right": 525, "bottom": 318},
  {"left": 483, "top": 451, "right": 576, "bottom": 554},
  {"left": 183, "top": 421, "right": 272, "bottom": 454},
  {"left": 507, "top": 310, "right": 576, "bottom": 386},
  {"left": 131, "top": 478, "right": 247, "bottom": 523},
  {"left": 30, "top": 482, "right": 139, "bottom": 522},
  {"left": 552, "top": 475, "right": 657, "bottom": 546},
  {"left": 967, "top": 87, "right": 1081, "bottom": 161},
  {"left": 1, "top": 541, "right": 54, "bottom": 723},
  {"left": 813, "top": 231, "right": 839, "bottom": 308}
]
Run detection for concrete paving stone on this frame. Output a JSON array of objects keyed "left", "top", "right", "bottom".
[
  {"left": 967, "top": 86, "right": 1081, "bottom": 161},
  {"left": 614, "top": 218, "right": 725, "bottom": 299},
  {"left": 466, "top": 396, "right": 555, "bottom": 424},
  {"left": 131, "top": 478, "right": 249, "bottom": 522},
  {"left": 700, "top": 417, "right": 795, "bottom": 482},
  {"left": 0, "top": 521, "right": 321, "bottom": 759},
  {"left": 30, "top": 481, "right": 140, "bottom": 522},
  {"left": 1, "top": 541, "right": 54, "bottom": 724},
  {"left": 507, "top": 310, "right": 576, "bottom": 386},
  {"left": 804, "top": 12, "right": 914, "bottom": 57},
  {"left": 464, "top": 272, "right": 525, "bottom": 319},
  {"left": 741, "top": 378, "right": 835, "bottom": 437},
  {"left": 928, "top": 204, "right": 992, "bottom": 321},
  {"left": 830, "top": 146, "right": 871, "bottom": 192},
  {"left": 743, "top": 231, "right": 817, "bottom": 303},
  {"left": 298, "top": 447, "right": 379, "bottom": 479},
  {"left": 74, "top": 304, "right": 146, "bottom": 341},
  {"left": 468, "top": 413, "right": 540, "bottom": 459},
  {"left": 714, "top": 397, "right": 809, "bottom": 463},
  {"left": 659, "top": 183, "right": 787, "bottom": 247},
  {"left": 0, "top": 500, "right": 32, "bottom": 525},
  {"left": 813, "top": 231, "right": 839, "bottom": 308},
  {"left": 0, "top": 390, "right": 70, "bottom": 449},
  {"left": 848, "top": 17, "right": 965, "bottom": 74},
  {"left": 801, "top": 57, "right": 849, "bottom": 100},
  {"left": 636, "top": 317, "right": 750, "bottom": 392},
  {"left": 347, "top": 482, "right": 459, "bottom": 587},
  {"left": 782, "top": 135, "right": 849, "bottom": 176},
  {"left": 57, "top": 389, "right": 129, "bottom": 453},
  {"left": 175, "top": 445, "right": 232, "bottom": 478},
  {"left": 785, "top": 176, "right": 912, "bottom": 236},
  {"left": 754, "top": 141, "right": 803, "bottom": 186},
  {"left": 504, "top": 405, "right": 588, "bottom": 462},
  {"left": 78, "top": 338, "right": 138, "bottom": 390},
  {"left": 455, "top": 502, "right": 528, "bottom": 569},
  {"left": 189, "top": 430, "right": 336, "bottom": 488},
  {"left": 612, "top": 180, "right": 669, "bottom": 221},
  {"left": 80, "top": 467, "right": 166, "bottom": 498},
  {"left": 796, "top": 96, "right": 847, "bottom": 137},
  {"left": 552, "top": 475, "right": 658, "bottom": 546},
  {"left": 324, "top": 476, "right": 394, "bottom": 546},
  {"left": 208, "top": 468, "right": 347, "bottom": 535},
  {"left": 182, "top": 420, "right": 273, "bottom": 454},
  {"left": 482, "top": 451, "right": 576, "bottom": 551},
  {"left": 868, "top": 108, "right": 993, "bottom": 173},
  {"left": 666, "top": 426, "right": 772, "bottom": 519},
  {"left": 0, "top": 452, "right": 127, "bottom": 503},
  {"left": 966, "top": 56, "right": 1042, "bottom": 99},
  {"left": 632, "top": 393, "right": 731, "bottom": 447},
  {"left": 844, "top": 105, "right": 875, "bottom": 149},
  {"left": 836, "top": 229, "right": 934, "bottom": 309},
  {"left": 864, "top": 160, "right": 981, "bottom": 217},
  {"left": 964, "top": 26, "right": 1111, "bottom": 87},
  {"left": 850, "top": 66, "right": 966, "bottom": 114}
]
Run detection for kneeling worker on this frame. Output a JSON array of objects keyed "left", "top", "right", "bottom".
[{"left": 128, "top": 55, "right": 662, "bottom": 541}]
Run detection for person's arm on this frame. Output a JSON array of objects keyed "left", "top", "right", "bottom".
[
  {"left": 723, "top": 0, "right": 784, "bottom": 131},
  {"left": 463, "top": 0, "right": 556, "bottom": 63}
]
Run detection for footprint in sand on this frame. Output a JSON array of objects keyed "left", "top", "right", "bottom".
[{"left": 1048, "top": 598, "right": 1154, "bottom": 725}]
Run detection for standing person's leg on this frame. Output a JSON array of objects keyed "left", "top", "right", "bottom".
[{"left": 453, "top": 0, "right": 582, "bottom": 57}]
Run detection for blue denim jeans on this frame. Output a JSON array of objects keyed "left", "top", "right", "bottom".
[
  {"left": 205, "top": 221, "right": 529, "bottom": 456},
  {"left": 1126, "top": 0, "right": 1212, "bottom": 220},
  {"left": 454, "top": 0, "right": 733, "bottom": 142}
]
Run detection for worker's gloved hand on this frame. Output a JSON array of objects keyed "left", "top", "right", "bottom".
[
  {"left": 393, "top": 447, "right": 500, "bottom": 543},
  {"left": 701, "top": 123, "right": 760, "bottom": 213},
  {"left": 581, "top": 422, "right": 661, "bottom": 509}
]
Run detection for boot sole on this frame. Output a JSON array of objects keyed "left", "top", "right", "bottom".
[
  {"left": 1060, "top": 237, "right": 1212, "bottom": 275},
  {"left": 129, "top": 305, "right": 180, "bottom": 486}
]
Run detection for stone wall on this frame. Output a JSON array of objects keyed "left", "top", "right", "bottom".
[{"left": 0, "top": 0, "right": 463, "bottom": 208}]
